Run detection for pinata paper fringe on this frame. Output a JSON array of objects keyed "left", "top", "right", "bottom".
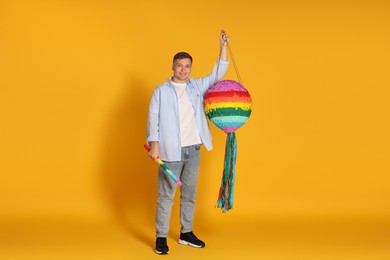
[{"left": 217, "top": 132, "right": 237, "bottom": 212}]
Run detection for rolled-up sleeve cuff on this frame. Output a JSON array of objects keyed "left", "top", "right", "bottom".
[
  {"left": 218, "top": 59, "right": 229, "bottom": 65},
  {"left": 147, "top": 135, "right": 159, "bottom": 142}
]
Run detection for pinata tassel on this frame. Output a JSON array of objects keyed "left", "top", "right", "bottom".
[{"left": 217, "top": 132, "right": 237, "bottom": 212}]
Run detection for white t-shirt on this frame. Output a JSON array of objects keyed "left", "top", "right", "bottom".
[{"left": 171, "top": 81, "right": 202, "bottom": 147}]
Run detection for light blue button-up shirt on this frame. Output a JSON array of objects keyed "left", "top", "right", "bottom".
[{"left": 147, "top": 59, "right": 229, "bottom": 161}]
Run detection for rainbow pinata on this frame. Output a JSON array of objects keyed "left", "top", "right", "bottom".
[
  {"left": 204, "top": 80, "right": 252, "bottom": 133},
  {"left": 204, "top": 80, "right": 252, "bottom": 212}
]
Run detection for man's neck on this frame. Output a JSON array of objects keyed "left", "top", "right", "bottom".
[
  {"left": 171, "top": 80, "right": 186, "bottom": 87},
  {"left": 171, "top": 77, "right": 187, "bottom": 84}
]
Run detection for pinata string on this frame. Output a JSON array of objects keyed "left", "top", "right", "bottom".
[
  {"left": 215, "top": 38, "right": 243, "bottom": 85},
  {"left": 227, "top": 43, "right": 243, "bottom": 85}
]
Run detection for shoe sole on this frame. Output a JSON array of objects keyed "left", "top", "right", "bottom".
[
  {"left": 178, "top": 239, "right": 204, "bottom": 248},
  {"left": 155, "top": 249, "right": 169, "bottom": 255}
]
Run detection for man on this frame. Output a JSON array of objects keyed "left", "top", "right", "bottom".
[{"left": 146, "top": 30, "right": 229, "bottom": 255}]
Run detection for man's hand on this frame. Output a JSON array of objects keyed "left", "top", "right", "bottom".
[
  {"left": 220, "top": 30, "right": 229, "bottom": 48},
  {"left": 220, "top": 30, "right": 229, "bottom": 61},
  {"left": 148, "top": 141, "right": 160, "bottom": 162}
]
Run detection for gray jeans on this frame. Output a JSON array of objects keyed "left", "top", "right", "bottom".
[{"left": 155, "top": 144, "right": 201, "bottom": 238}]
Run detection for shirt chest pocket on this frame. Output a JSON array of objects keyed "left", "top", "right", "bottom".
[{"left": 187, "top": 87, "right": 201, "bottom": 107}]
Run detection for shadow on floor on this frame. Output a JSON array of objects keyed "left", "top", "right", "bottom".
[{"left": 99, "top": 75, "right": 156, "bottom": 248}]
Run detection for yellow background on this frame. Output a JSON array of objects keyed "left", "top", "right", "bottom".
[{"left": 1, "top": 0, "right": 389, "bottom": 259}]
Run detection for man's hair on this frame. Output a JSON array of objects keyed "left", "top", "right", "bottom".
[{"left": 173, "top": 52, "right": 193, "bottom": 63}]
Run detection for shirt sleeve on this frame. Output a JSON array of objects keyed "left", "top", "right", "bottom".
[
  {"left": 146, "top": 88, "right": 160, "bottom": 142},
  {"left": 197, "top": 59, "right": 229, "bottom": 95}
]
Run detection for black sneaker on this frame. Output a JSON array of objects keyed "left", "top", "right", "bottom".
[
  {"left": 178, "top": 231, "right": 205, "bottom": 248},
  {"left": 155, "top": 237, "right": 169, "bottom": 255}
]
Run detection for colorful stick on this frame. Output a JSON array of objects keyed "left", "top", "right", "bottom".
[{"left": 144, "top": 144, "right": 182, "bottom": 185}]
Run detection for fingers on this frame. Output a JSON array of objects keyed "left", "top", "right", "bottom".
[
  {"left": 149, "top": 152, "right": 159, "bottom": 162},
  {"left": 220, "top": 30, "right": 229, "bottom": 44},
  {"left": 220, "top": 30, "right": 226, "bottom": 39}
]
